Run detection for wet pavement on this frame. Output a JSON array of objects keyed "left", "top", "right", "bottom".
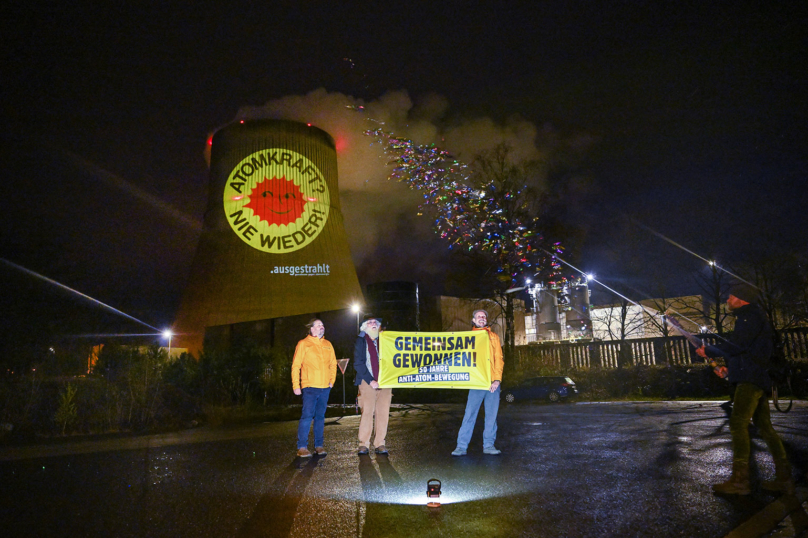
[{"left": 1, "top": 401, "right": 807, "bottom": 537}]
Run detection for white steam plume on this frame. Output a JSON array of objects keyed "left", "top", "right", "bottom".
[{"left": 234, "top": 88, "right": 550, "bottom": 276}]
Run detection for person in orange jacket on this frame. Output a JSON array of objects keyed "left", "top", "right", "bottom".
[
  {"left": 452, "top": 309, "right": 504, "bottom": 456},
  {"left": 292, "top": 318, "right": 337, "bottom": 458}
]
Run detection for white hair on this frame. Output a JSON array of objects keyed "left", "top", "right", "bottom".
[{"left": 359, "top": 318, "right": 379, "bottom": 334}]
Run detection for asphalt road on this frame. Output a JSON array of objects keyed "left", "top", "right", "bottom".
[{"left": 1, "top": 401, "right": 807, "bottom": 537}]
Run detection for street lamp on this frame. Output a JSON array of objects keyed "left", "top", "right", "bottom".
[
  {"left": 351, "top": 303, "right": 361, "bottom": 331},
  {"left": 162, "top": 330, "right": 173, "bottom": 358}
]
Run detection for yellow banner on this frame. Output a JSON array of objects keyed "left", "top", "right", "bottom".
[{"left": 378, "top": 331, "right": 491, "bottom": 389}]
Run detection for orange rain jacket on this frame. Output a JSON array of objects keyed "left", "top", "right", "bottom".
[
  {"left": 291, "top": 335, "right": 337, "bottom": 390},
  {"left": 473, "top": 326, "right": 504, "bottom": 383}
]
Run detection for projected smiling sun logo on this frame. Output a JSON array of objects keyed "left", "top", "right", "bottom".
[
  {"left": 223, "top": 149, "right": 330, "bottom": 253},
  {"left": 244, "top": 177, "right": 307, "bottom": 226}
]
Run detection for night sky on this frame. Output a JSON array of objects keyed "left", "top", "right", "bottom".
[{"left": 1, "top": 1, "right": 806, "bottom": 349}]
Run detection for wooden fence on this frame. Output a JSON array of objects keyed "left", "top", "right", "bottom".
[{"left": 514, "top": 327, "right": 808, "bottom": 370}]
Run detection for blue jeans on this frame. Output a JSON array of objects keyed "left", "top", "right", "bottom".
[
  {"left": 456, "top": 387, "right": 500, "bottom": 449},
  {"left": 297, "top": 387, "right": 331, "bottom": 449}
]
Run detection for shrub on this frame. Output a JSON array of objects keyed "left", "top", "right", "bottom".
[{"left": 54, "top": 382, "right": 78, "bottom": 434}]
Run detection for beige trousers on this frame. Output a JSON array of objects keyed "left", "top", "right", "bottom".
[{"left": 357, "top": 381, "right": 393, "bottom": 447}]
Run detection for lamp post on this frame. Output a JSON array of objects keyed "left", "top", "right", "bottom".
[
  {"left": 349, "top": 303, "right": 362, "bottom": 411},
  {"left": 351, "top": 303, "right": 361, "bottom": 331},
  {"left": 162, "top": 330, "right": 173, "bottom": 358}
]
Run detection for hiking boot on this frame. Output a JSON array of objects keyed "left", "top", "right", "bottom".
[
  {"left": 761, "top": 462, "right": 795, "bottom": 495},
  {"left": 483, "top": 446, "right": 502, "bottom": 455},
  {"left": 314, "top": 446, "right": 327, "bottom": 456},
  {"left": 712, "top": 463, "right": 750, "bottom": 495},
  {"left": 375, "top": 445, "right": 388, "bottom": 455},
  {"left": 451, "top": 447, "right": 466, "bottom": 457},
  {"left": 357, "top": 446, "right": 369, "bottom": 455},
  {"left": 297, "top": 447, "right": 312, "bottom": 458}
]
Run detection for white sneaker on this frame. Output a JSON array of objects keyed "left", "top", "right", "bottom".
[
  {"left": 483, "top": 446, "right": 501, "bottom": 455},
  {"left": 451, "top": 447, "right": 466, "bottom": 456}
]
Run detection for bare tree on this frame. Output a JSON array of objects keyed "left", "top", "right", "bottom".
[
  {"left": 736, "top": 251, "right": 808, "bottom": 332},
  {"left": 643, "top": 294, "right": 708, "bottom": 335},
  {"left": 693, "top": 262, "right": 732, "bottom": 335},
  {"left": 592, "top": 299, "right": 647, "bottom": 341},
  {"left": 367, "top": 126, "right": 588, "bottom": 356},
  {"left": 791, "top": 254, "right": 808, "bottom": 326},
  {"left": 640, "top": 291, "right": 709, "bottom": 365},
  {"left": 431, "top": 144, "right": 565, "bottom": 356},
  {"left": 591, "top": 288, "right": 648, "bottom": 368}
]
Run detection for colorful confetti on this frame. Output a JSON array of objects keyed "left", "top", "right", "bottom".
[{"left": 364, "top": 125, "right": 564, "bottom": 285}]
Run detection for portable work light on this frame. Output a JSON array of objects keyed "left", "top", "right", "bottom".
[{"left": 426, "top": 478, "right": 441, "bottom": 507}]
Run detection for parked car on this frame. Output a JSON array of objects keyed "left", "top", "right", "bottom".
[{"left": 502, "top": 376, "right": 578, "bottom": 403}]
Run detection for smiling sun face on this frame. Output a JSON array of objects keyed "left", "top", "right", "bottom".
[
  {"left": 244, "top": 176, "right": 307, "bottom": 227},
  {"left": 223, "top": 148, "right": 330, "bottom": 253}
]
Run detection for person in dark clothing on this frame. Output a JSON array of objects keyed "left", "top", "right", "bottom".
[
  {"left": 353, "top": 315, "right": 392, "bottom": 455},
  {"left": 698, "top": 282, "right": 793, "bottom": 495}
]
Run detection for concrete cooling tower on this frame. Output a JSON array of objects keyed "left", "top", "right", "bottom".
[{"left": 174, "top": 119, "right": 363, "bottom": 354}]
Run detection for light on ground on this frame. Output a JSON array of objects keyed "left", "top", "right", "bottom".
[{"left": 426, "top": 478, "right": 442, "bottom": 507}]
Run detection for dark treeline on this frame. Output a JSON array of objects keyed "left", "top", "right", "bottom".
[
  {"left": 1, "top": 342, "right": 307, "bottom": 440},
  {"left": 2, "top": 337, "right": 806, "bottom": 442}
]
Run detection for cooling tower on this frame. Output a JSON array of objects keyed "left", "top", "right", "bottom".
[{"left": 173, "top": 120, "right": 363, "bottom": 354}]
